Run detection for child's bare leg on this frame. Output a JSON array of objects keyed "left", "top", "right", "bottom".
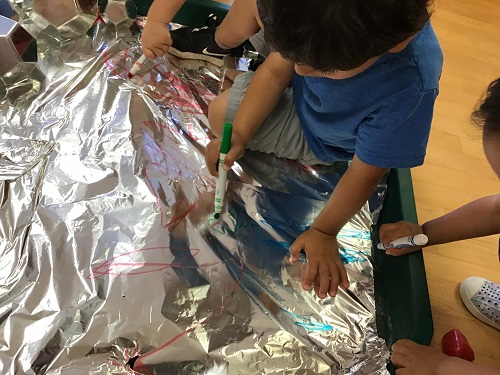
[
  {"left": 208, "top": 89, "right": 231, "bottom": 136},
  {"left": 215, "top": 0, "right": 263, "bottom": 49}
]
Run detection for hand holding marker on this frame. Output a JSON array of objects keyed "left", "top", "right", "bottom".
[
  {"left": 214, "top": 123, "right": 233, "bottom": 219},
  {"left": 128, "top": 24, "right": 172, "bottom": 78},
  {"left": 377, "top": 234, "right": 428, "bottom": 250}
]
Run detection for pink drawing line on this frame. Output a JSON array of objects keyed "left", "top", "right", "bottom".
[
  {"left": 88, "top": 247, "right": 226, "bottom": 279},
  {"left": 96, "top": 248, "right": 244, "bottom": 375},
  {"left": 132, "top": 257, "right": 244, "bottom": 374}
]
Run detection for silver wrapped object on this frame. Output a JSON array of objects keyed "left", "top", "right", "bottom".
[
  {"left": 0, "top": 23, "right": 390, "bottom": 374},
  {"left": 0, "top": 15, "right": 37, "bottom": 76},
  {"left": 8, "top": 0, "right": 98, "bottom": 39},
  {"left": 102, "top": 0, "right": 137, "bottom": 28}
]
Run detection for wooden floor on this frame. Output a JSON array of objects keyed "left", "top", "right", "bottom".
[
  {"left": 413, "top": 0, "right": 500, "bottom": 368},
  {"left": 214, "top": 0, "right": 500, "bottom": 367}
]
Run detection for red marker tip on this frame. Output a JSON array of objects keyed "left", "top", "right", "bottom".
[{"left": 127, "top": 72, "right": 133, "bottom": 78}]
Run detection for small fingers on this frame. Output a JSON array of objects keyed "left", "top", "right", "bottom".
[
  {"left": 327, "top": 263, "right": 340, "bottom": 298},
  {"left": 142, "top": 47, "right": 155, "bottom": 60},
  {"left": 318, "top": 263, "right": 331, "bottom": 299},
  {"left": 152, "top": 47, "right": 166, "bottom": 58},
  {"left": 205, "top": 140, "right": 220, "bottom": 177},
  {"left": 390, "top": 352, "right": 409, "bottom": 368},
  {"left": 303, "top": 261, "right": 318, "bottom": 290},
  {"left": 336, "top": 260, "right": 350, "bottom": 291},
  {"left": 290, "top": 238, "right": 304, "bottom": 263},
  {"left": 223, "top": 146, "right": 244, "bottom": 171},
  {"left": 386, "top": 247, "right": 419, "bottom": 257}
]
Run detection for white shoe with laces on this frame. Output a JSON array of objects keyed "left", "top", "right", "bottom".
[{"left": 460, "top": 276, "right": 500, "bottom": 330}]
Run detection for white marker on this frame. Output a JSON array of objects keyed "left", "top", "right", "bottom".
[
  {"left": 377, "top": 234, "right": 428, "bottom": 250},
  {"left": 127, "top": 54, "right": 147, "bottom": 78},
  {"left": 213, "top": 123, "right": 233, "bottom": 219}
]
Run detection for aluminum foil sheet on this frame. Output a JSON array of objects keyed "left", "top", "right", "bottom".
[{"left": 0, "top": 21, "right": 390, "bottom": 375}]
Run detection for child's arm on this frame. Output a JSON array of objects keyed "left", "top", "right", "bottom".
[
  {"left": 391, "top": 339, "right": 500, "bottom": 375},
  {"left": 205, "top": 52, "right": 295, "bottom": 176},
  {"left": 290, "top": 156, "right": 388, "bottom": 298},
  {"left": 436, "top": 357, "right": 500, "bottom": 375},
  {"left": 141, "top": 0, "right": 185, "bottom": 58},
  {"left": 379, "top": 195, "right": 500, "bottom": 255}
]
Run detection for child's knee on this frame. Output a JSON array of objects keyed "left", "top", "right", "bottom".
[{"left": 208, "top": 90, "right": 231, "bottom": 137}]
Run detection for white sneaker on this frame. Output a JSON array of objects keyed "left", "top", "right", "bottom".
[{"left": 460, "top": 276, "right": 500, "bottom": 330}]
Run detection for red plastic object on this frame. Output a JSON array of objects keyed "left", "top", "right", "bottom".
[{"left": 441, "top": 329, "right": 475, "bottom": 362}]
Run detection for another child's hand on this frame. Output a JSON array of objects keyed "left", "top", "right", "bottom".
[
  {"left": 379, "top": 221, "right": 424, "bottom": 256},
  {"left": 290, "top": 228, "right": 349, "bottom": 299},
  {"left": 205, "top": 133, "right": 246, "bottom": 177},
  {"left": 142, "top": 20, "right": 172, "bottom": 59},
  {"left": 391, "top": 339, "right": 449, "bottom": 375}
]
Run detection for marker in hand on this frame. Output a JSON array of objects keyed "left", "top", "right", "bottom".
[
  {"left": 214, "top": 123, "right": 233, "bottom": 219},
  {"left": 377, "top": 234, "right": 428, "bottom": 250},
  {"left": 127, "top": 54, "right": 147, "bottom": 78}
]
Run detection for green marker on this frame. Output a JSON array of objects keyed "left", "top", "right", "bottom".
[{"left": 214, "top": 123, "right": 233, "bottom": 219}]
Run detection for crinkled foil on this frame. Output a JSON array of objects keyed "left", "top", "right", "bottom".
[{"left": 0, "top": 22, "right": 390, "bottom": 374}]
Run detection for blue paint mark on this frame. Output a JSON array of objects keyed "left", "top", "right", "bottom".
[
  {"left": 339, "top": 250, "right": 368, "bottom": 264},
  {"left": 337, "top": 229, "right": 371, "bottom": 241},
  {"left": 280, "top": 308, "right": 334, "bottom": 331}
]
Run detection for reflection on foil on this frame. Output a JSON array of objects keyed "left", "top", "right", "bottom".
[
  {"left": 0, "top": 22, "right": 390, "bottom": 375},
  {"left": 8, "top": 0, "right": 98, "bottom": 39}
]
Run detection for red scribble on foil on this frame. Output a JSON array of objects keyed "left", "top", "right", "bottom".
[
  {"left": 88, "top": 247, "right": 223, "bottom": 279},
  {"left": 97, "top": 247, "right": 244, "bottom": 375},
  {"left": 132, "top": 257, "right": 244, "bottom": 375},
  {"left": 102, "top": 49, "right": 131, "bottom": 79}
]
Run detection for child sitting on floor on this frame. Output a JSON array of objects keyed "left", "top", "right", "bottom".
[
  {"left": 204, "top": 0, "right": 443, "bottom": 299},
  {"left": 381, "top": 78, "right": 500, "bottom": 375}
]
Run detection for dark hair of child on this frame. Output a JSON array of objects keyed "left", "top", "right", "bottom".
[
  {"left": 256, "top": 0, "right": 433, "bottom": 72},
  {"left": 472, "top": 78, "right": 500, "bottom": 137}
]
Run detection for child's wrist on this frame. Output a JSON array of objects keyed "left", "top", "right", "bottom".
[
  {"left": 232, "top": 130, "right": 251, "bottom": 147},
  {"left": 310, "top": 224, "right": 338, "bottom": 237}
]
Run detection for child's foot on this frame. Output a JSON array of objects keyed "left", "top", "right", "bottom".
[
  {"left": 170, "top": 14, "right": 244, "bottom": 67},
  {"left": 460, "top": 276, "right": 500, "bottom": 330}
]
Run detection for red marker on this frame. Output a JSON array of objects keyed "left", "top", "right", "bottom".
[{"left": 127, "top": 54, "right": 147, "bottom": 78}]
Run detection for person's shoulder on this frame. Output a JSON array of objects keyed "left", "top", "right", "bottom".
[{"left": 406, "top": 22, "right": 444, "bottom": 92}]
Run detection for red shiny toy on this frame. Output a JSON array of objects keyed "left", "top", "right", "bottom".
[{"left": 441, "top": 329, "right": 475, "bottom": 362}]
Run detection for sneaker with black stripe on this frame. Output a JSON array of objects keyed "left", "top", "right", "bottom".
[{"left": 169, "top": 14, "right": 244, "bottom": 66}]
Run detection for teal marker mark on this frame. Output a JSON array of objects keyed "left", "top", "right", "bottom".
[{"left": 280, "top": 308, "right": 334, "bottom": 331}]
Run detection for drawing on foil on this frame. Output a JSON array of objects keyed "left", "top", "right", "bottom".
[{"left": 88, "top": 247, "right": 223, "bottom": 279}]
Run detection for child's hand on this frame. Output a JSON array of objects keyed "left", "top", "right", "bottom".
[
  {"left": 142, "top": 20, "right": 172, "bottom": 59},
  {"left": 290, "top": 228, "right": 349, "bottom": 299},
  {"left": 379, "top": 221, "right": 424, "bottom": 256},
  {"left": 391, "top": 339, "right": 449, "bottom": 375},
  {"left": 204, "top": 133, "right": 246, "bottom": 177}
]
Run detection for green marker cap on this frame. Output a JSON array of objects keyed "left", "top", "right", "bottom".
[{"left": 220, "top": 123, "right": 233, "bottom": 154}]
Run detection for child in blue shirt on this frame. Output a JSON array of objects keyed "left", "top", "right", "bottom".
[{"left": 205, "top": 0, "right": 443, "bottom": 299}]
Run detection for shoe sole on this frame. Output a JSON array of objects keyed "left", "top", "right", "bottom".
[
  {"left": 169, "top": 47, "right": 224, "bottom": 67},
  {"left": 460, "top": 283, "right": 500, "bottom": 330}
]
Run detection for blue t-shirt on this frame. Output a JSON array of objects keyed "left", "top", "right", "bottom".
[{"left": 292, "top": 22, "right": 443, "bottom": 168}]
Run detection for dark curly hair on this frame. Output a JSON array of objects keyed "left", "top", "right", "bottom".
[
  {"left": 257, "top": 0, "right": 433, "bottom": 72},
  {"left": 472, "top": 79, "right": 500, "bottom": 137}
]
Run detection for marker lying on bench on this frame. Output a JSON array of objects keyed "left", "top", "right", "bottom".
[
  {"left": 127, "top": 54, "right": 147, "bottom": 78},
  {"left": 213, "top": 123, "right": 233, "bottom": 219},
  {"left": 377, "top": 233, "right": 428, "bottom": 250}
]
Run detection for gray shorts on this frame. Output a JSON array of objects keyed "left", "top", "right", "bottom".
[{"left": 224, "top": 31, "right": 325, "bottom": 165}]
